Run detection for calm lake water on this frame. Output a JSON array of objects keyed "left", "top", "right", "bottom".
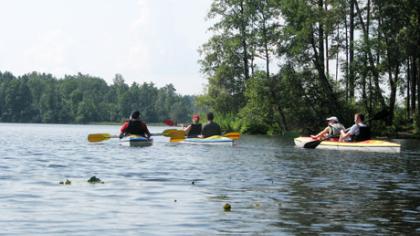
[{"left": 0, "top": 123, "right": 419, "bottom": 235}]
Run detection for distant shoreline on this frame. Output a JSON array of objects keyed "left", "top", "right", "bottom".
[{"left": 0, "top": 121, "right": 180, "bottom": 127}]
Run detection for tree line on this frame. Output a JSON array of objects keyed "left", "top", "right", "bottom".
[
  {"left": 0, "top": 71, "right": 194, "bottom": 124},
  {"left": 197, "top": 0, "right": 420, "bottom": 135}
]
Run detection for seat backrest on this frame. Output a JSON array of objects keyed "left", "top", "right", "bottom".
[{"left": 353, "top": 126, "right": 371, "bottom": 141}]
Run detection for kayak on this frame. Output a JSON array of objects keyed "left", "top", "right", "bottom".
[
  {"left": 174, "top": 135, "right": 234, "bottom": 145},
  {"left": 120, "top": 135, "right": 153, "bottom": 147},
  {"left": 294, "top": 137, "right": 401, "bottom": 153}
]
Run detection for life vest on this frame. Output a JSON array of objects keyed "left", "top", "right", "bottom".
[
  {"left": 188, "top": 123, "right": 202, "bottom": 138},
  {"left": 353, "top": 126, "right": 371, "bottom": 141},
  {"left": 126, "top": 120, "right": 147, "bottom": 136},
  {"left": 328, "top": 123, "right": 344, "bottom": 138}
]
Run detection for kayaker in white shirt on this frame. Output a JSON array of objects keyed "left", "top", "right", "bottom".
[{"left": 339, "top": 113, "right": 367, "bottom": 142}]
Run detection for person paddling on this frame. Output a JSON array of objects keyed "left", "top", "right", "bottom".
[
  {"left": 202, "top": 112, "right": 221, "bottom": 138},
  {"left": 183, "top": 114, "right": 202, "bottom": 138},
  {"left": 119, "top": 111, "right": 151, "bottom": 139},
  {"left": 311, "top": 116, "right": 345, "bottom": 141},
  {"left": 339, "top": 113, "right": 370, "bottom": 142}
]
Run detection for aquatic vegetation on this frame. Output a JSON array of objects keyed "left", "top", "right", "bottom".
[
  {"left": 87, "top": 176, "right": 104, "bottom": 184},
  {"left": 59, "top": 179, "right": 72, "bottom": 185},
  {"left": 223, "top": 203, "right": 231, "bottom": 212}
]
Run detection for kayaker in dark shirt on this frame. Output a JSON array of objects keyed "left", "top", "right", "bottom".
[
  {"left": 202, "top": 112, "right": 221, "bottom": 138},
  {"left": 119, "top": 111, "right": 151, "bottom": 139},
  {"left": 183, "top": 114, "right": 202, "bottom": 138}
]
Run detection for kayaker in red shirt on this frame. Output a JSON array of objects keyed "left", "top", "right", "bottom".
[{"left": 119, "top": 111, "right": 151, "bottom": 139}]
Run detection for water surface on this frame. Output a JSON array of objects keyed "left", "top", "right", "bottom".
[{"left": 0, "top": 123, "right": 419, "bottom": 235}]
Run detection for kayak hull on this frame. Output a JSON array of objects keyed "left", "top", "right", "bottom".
[
  {"left": 120, "top": 135, "right": 153, "bottom": 147},
  {"left": 177, "top": 135, "right": 234, "bottom": 145},
  {"left": 294, "top": 137, "right": 400, "bottom": 153}
]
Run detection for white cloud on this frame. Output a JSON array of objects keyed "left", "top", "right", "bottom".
[{"left": 0, "top": 0, "right": 213, "bottom": 95}]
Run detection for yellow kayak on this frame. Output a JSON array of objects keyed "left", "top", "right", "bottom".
[{"left": 294, "top": 137, "right": 401, "bottom": 153}]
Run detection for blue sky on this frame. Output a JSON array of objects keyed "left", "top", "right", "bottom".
[{"left": 0, "top": 0, "right": 213, "bottom": 95}]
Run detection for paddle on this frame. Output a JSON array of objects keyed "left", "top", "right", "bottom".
[
  {"left": 164, "top": 119, "right": 175, "bottom": 126},
  {"left": 87, "top": 129, "right": 178, "bottom": 143},
  {"left": 88, "top": 133, "right": 119, "bottom": 142},
  {"left": 303, "top": 109, "right": 390, "bottom": 149},
  {"left": 303, "top": 138, "right": 324, "bottom": 149}
]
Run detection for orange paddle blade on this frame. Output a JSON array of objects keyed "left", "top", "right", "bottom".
[{"left": 224, "top": 132, "right": 240, "bottom": 140}]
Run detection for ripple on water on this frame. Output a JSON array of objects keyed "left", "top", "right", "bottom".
[{"left": 0, "top": 124, "right": 420, "bottom": 235}]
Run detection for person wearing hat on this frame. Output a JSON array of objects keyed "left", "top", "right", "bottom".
[
  {"left": 183, "top": 114, "right": 202, "bottom": 138},
  {"left": 119, "top": 110, "right": 151, "bottom": 139},
  {"left": 339, "top": 113, "right": 369, "bottom": 142},
  {"left": 311, "top": 116, "right": 345, "bottom": 140}
]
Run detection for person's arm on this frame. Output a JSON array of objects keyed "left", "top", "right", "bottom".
[
  {"left": 119, "top": 122, "right": 129, "bottom": 138},
  {"left": 339, "top": 125, "right": 356, "bottom": 141},
  {"left": 183, "top": 125, "right": 192, "bottom": 133},
  {"left": 143, "top": 122, "right": 151, "bottom": 138},
  {"left": 311, "top": 127, "right": 330, "bottom": 139}
]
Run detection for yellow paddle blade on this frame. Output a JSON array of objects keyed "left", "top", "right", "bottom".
[
  {"left": 169, "top": 137, "right": 186, "bottom": 142},
  {"left": 224, "top": 132, "right": 240, "bottom": 140},
  {"left": 162, "top": 129, "right": 180, "bottom": 136},
  {"left": 163, "top": 130, "right": 186, "bottom": 138},
  {"left": 87, "top": 133, "right": 112, "bottom": 142}
]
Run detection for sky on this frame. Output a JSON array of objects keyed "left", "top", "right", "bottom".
[{"left": 0, "top": 0, "right": 213, "bottom": 95}]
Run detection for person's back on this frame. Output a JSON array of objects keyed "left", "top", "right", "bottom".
[
  {"left": 328, "top": 122, "right": 345, "bottom": 138},
  {"left": 352, "top": 125, "right": 371, "bottom": 141},
  {"left": 126, "top": 120, "right": 149, "bottom": 137},
  {"left": 120, "top": 111, "right": 151, "bottom": 138},
  {"left": 202, "top": 112, "right": 221, "bottom": 138}
]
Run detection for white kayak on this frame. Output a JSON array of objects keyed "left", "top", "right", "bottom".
[
  {"left": 294, "top": 137, "right": 401, "bottom": 153},
  {"left": 120, "top": 135, "right": 153, "bottom": 147},
  {"left": 174, "top": 135, "right": 234, "bottom": 146}
]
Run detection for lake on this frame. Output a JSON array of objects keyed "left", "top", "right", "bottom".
[{"left": 0, "top": 123, "right": 419, "bottom": 235}]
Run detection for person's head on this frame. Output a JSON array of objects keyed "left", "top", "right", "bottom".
[
  {"left": 130, "top": 110, "right": 140, "bottom": 120},
  {"left": 326, "top": 116, "right": 339, "bottom": 124},
  {"left": 207, "top": 112, "right": 214, "bottom": 122},
  {"left": 354, "top": 113, "right": 365, "bottom": 123},
  {"left": 192, "top": 114, "right": 200, "bottom": 123}
]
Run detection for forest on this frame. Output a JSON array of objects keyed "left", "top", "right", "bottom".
[
  {"left": 0, "top": 71, "right": 194, "bottom": 124},
  {"left": 197, "top": 0, "right": 420, "bottom": 135},
  {"left": 1, "top": 0, "right": 419, "bottom": 136}
]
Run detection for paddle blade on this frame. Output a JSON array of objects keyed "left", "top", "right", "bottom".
[
  {"left": 88, "top": 133, "right": 112, "bottom": 142},
  {"left": 303, "top": 140, "right": 322, "bottom": 149},
  {"left": 164, "top": 119, "right": 175, "bottom": 126},
  {"left": 224, "top": 132, "right": 240, "bottom": 140},
  {"left": 170, "top": 137, "right": 185, "bottom": 142},
  {"left": 162, "top": 129, "right": 179, "bottom": 136},
  {"left": 163, "top": 130, "right": 186, "bottom": 138}
]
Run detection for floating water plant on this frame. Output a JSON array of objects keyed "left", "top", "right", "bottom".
[
  {"left": 59, "top": 179, "right": 71, "bottom": 185},
  {"left": 87, "top": 176, "right": 104, "bottom": 184},
  {"left": 224, "top": 203, "right": 231, "bottom": 211}
]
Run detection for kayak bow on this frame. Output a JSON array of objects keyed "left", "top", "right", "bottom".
[{"left": 120, "top": 135, "right": 153, "bottom": 147}]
